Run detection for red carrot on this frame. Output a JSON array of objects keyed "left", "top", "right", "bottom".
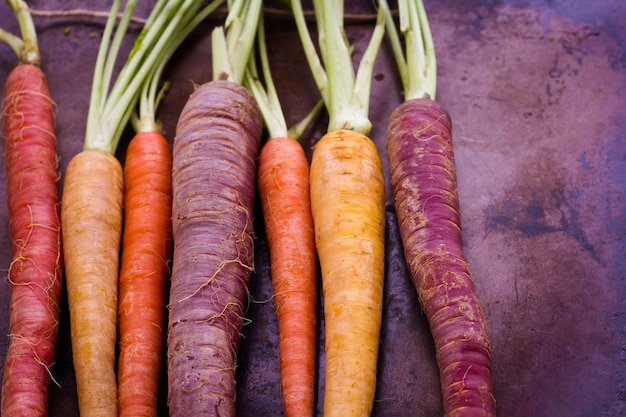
[
  {"left": 0, "top": 1, "right": 63, "bottom": 415},
  {"left": 245, "top": 18, "right": 321, "bottom": 416},
  {"left": 379, "top": 1, "right": 495, "bottom": 415},
  {"left": 167, "top": 2, "right": 263, "bottom": 415}
]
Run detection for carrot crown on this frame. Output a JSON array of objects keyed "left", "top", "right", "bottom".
[
  {"left": 84, "top": 0, "right": 226, "bottom": 154},
  {"left": 378, "top": 0, "right": 437, "bottom": 101},
  {"left": 291, "top": 0, "right": 386, "bottom": 136},
  {"left": 0, "top": 0, "right": 40, "bottom": 65}
]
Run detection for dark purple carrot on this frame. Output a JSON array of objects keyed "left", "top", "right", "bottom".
[
  {"left": 379, "top": 0, "right": 496, "bottom": 416},
  {"left": 386, "top": 98, "right": 495, "bottom": 416},
  {"left": 168, "top": 79, "right": 262, "bottom": 416},
  {"left": 166, "top": 2, "right": 263, "bottom": 416},
  {"left": 0, "top": 2, "right": 63, "bottom": 415}
]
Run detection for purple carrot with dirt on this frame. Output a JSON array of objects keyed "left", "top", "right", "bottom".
[{"left": 379, "top": 0, "right": 496, "bottom": 415}]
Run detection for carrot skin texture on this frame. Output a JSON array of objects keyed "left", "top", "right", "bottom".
[
  {"left": 1, "top": 64, "right": 63, "bottom": 417},
  {"left": 386, "top": 98, "right": 495, "bottom": 417},
  {"left": 61, "top": 149, "right": 123, "bottom": 417},
  {"left": 167, "top": 80, "right": 262, "bottom": 417},
  {"left": 309, "top": 130, "right": 386, "bottom": 417},
  {"left": 117, "top": 132, "right": 173, "bottom": 417},
  {"left": 257, "top": 137, "right": 317, "bottom": 417}
]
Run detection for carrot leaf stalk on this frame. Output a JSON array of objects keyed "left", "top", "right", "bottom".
[
  {"left": 212, "top": 0, "right": 262, "bottom": 84},
  {"left": 243, "top": 15, "right": 321, "bottom": 417},
  {"left": 2, "top": 0, "right": 39, "bottom": 64},
  {"left": 291, "top": 1, "right": 387, "bottom": 416},
  {"left": 379, "top": 1, "right": 496, "bottom": 416},
  {"left": 0, "top": 1, "right": 64, "bottom": 415},
  {"left": 379, "top": 0, "right": 436, "bottom": 100},
  {"left": 0, "top": 27, "right": 22, "bottom": 60},
  {"left": 167, "top": 1, "right": 263, "bottom": 416},
  {"left": 60, "top": 0, "right": 224, "bottom": 415}
]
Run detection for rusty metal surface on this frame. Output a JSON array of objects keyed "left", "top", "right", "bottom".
[{"left": 0, "top": 1, "right": 624, "bottom": 416}]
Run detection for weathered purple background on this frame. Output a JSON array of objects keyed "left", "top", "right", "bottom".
[{"left": 0, "top": 1, "right": 624, "bottom": 416}]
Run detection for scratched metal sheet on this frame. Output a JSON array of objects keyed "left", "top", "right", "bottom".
[{"left": 0, "top": 1, "right": 624, "bottom": 416}]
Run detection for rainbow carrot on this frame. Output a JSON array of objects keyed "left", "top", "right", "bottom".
[
  {"left": 167, "top": 2, "right": 263, "bottom": 416},
  {"left": 379, "top": 1, "right": 496, "bottom": 415},
  {"left": 291, "top": 1, "right": 387, "bottom": 416},
  {"left": 244, "top": 16, "right": 323, "bottom": 417},
  {"left": 0, "top": 1, "right": 63, "bottom": 415}
]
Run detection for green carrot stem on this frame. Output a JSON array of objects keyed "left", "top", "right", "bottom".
[
  {"left": 132, "top": 0, "right": 225, "bottom": 134},
  {"left": 84, "top": 0, "right": 225, "bottom": 153},
  {"left": 5, "top": 0, "right": 39, "bottom": 64},
  {"left": 244, "top": 14, "right": 324, "bottom": 141},
  {"left": 212, "top": 0, "right": 262, "bottom": 85},
  {"left": 291, "top": 0, "right": 385, "bottom": 135},
  {"left": 0, "top": 27, "right": 24, "bottom": 60},
  {"left": 379, "top": 0, "right": 436, "bottom": 100}
]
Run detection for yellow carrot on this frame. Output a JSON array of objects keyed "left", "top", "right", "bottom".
[
  {"left": 309, "top": 129, "right": 386, "bottom": 416},
  {"left": 291, "top": 0, "right": 387, "bottom": 415}
]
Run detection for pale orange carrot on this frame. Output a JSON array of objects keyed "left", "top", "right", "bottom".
[{"left": 61, "top": 149, "right": 123, "bottom": 416}]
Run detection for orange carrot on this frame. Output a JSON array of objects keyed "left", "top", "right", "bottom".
[
  {"left": 0, "top": 2, "right": 63, "bottom": 415},
  {"left": 291, "top": 1, "right": 387, "bottom": 415},
  {"left": 117, "top": 131, "right": 172, "bottom": 417},
  {"left": 258, "top": 138, "right": 317, "bottom": 417},
  {"left": 245, "top": 17, "right": 319, "bottom": 417}
]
